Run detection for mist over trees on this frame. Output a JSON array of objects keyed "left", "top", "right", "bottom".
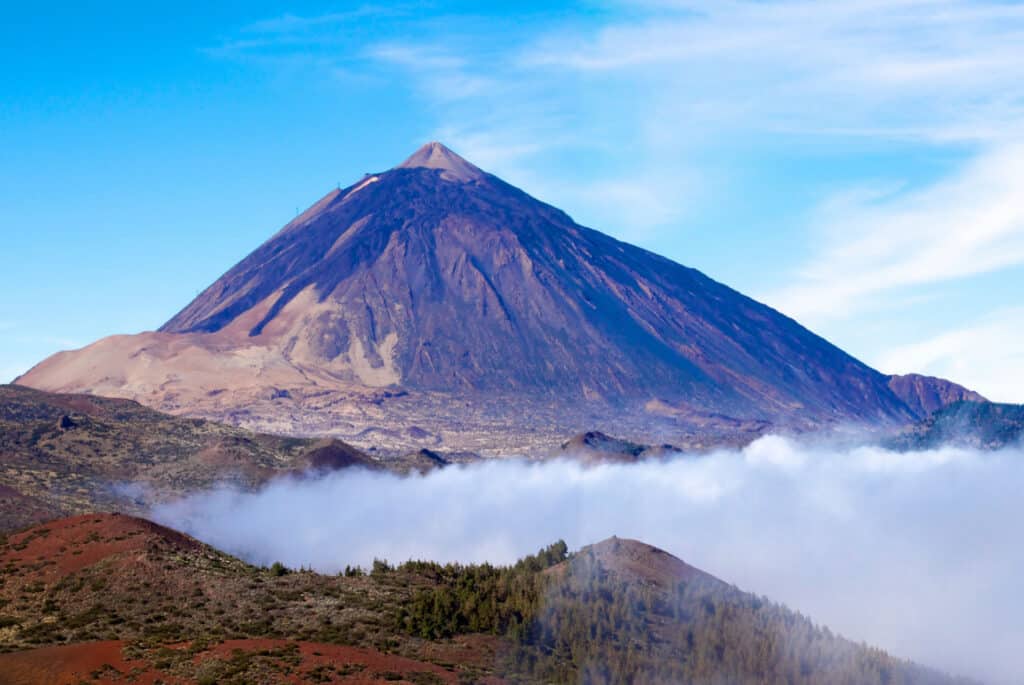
[{"left": 397, "top": 541, "right": 971, "bottom": 685}]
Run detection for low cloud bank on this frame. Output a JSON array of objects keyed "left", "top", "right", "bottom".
[{"left": 152, "top": 436, "right": 1024, "bottom": 683}]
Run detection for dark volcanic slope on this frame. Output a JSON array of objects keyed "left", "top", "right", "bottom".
[{"left": 156, "top": 142, "right": 909, "bottom": 423}]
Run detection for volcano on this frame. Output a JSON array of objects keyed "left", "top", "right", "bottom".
[{"left": 19, "top": 143, "right": 919, "bottom": 450}]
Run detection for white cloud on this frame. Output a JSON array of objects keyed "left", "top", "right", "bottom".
[
  {"left": 368, "top": 44, "right": 466, "bottom": 72},
  {"left": 366, "top": 43, "right": 496, "bottom": 102},
  {"left": 521, "top": 0, "right": 1024, "bottom": 142},
  {"left": 155, "top": 437, "right": 1024, "bottom": 684},
  {"left": 765, "top": 144, "right": 1024, "bottom": 321},
  {"left": 240, "top": 8, "right": 389, "bottom": 35},
  {"left": 876, "top": 307, "right": 1024, "bottom": 403}
]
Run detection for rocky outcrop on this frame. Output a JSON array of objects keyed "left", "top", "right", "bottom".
[{"left": 887, "top": 373, "right": 986, "bottom": 418}]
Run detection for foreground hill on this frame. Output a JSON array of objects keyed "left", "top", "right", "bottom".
[
  {"left": 0, "top": 514, "right": 972, "bottom": 684},
  {"left": 0, "top": 514, "right": 474, "bottom": 684},
  {"left": 0, "top": 385, "right": 444, "bottom": 533},
  {"left": 19, "top": 143, "right": 922, "bottom": 451}
]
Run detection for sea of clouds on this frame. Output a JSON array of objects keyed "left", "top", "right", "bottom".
[{"left": 152, "top": 435, "right": 1024, "bottom": 684}]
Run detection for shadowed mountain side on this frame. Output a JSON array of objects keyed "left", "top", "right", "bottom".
[{"left": 18, "top": 143, "right": 925, "bottom": 450}]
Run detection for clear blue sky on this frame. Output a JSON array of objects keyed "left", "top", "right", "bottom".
[{"left": 2, "top": 1, "right": 1023, "bottom": 400}]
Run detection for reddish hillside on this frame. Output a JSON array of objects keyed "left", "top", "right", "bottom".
[
  {"left": 0, "top": 513, "right": 201, "bottom": 581},
  {"left": 0, "top": 515, "right": 505, "bottom": 684},
  {"left": 0, "top": 639, "right": 464, "bottom": 685}
]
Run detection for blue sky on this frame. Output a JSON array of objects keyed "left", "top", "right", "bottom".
[{"left": 2, "top": 1, "right": 1023, "bottom": 401}]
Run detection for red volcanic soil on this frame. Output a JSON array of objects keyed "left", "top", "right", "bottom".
[
  {"left": 208, "top": 639, "right": 460, "bottom": 683},
  {"left": 1, "top": 513, "right": 198, "bottom": 580},
  {"left": 0, "top": 641, "right": 170, "bottom": 685},
  {"left": 0, "top": 638, "right": 469, "bottom": 684},
  {"left": 0, "top": 515, "right": 506, "bottom": 684}
]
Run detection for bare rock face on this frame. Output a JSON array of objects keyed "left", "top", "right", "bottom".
[
  {"left": 20, "top": 142, "right": 920, "bottom": 449},
  {"left": 558, "top": 431, "right": 667, "bottom": 464},
  {"left": 887, "top": 373, "right": 986, "bottom": 417}
]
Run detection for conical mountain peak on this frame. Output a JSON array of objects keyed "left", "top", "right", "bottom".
[
  {"left": 396, "top": 141, "right": 485, "bottom": 182},
  {"left": 19, "top": 143, "right": 920, "bottom": 447}
]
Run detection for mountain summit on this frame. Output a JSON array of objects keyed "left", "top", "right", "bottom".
[
  {"left": 396, "top": 141, "right": 485, "bottom": 182},
  {"left": 20, "top": 143, "right": 919, "bottom": 449}
]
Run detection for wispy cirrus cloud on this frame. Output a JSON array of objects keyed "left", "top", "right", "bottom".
[
  {"left": 239, "top": 7, "right": 392, "bottom": 35},
  {"left": 764, "top": 143, "right": 1024, "bottom": 321},
  {"left": 203, "top": 4, "right": 409, "bottom": 63},
  {"left": 368, "top": 44, "right": 496, "bottom": 101},
  {"left": 519, "top": 0, "right": 1024, "bottom": 142},
  {"left": 877, "top": 307, "right": 1024, "bottom": 403}
]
